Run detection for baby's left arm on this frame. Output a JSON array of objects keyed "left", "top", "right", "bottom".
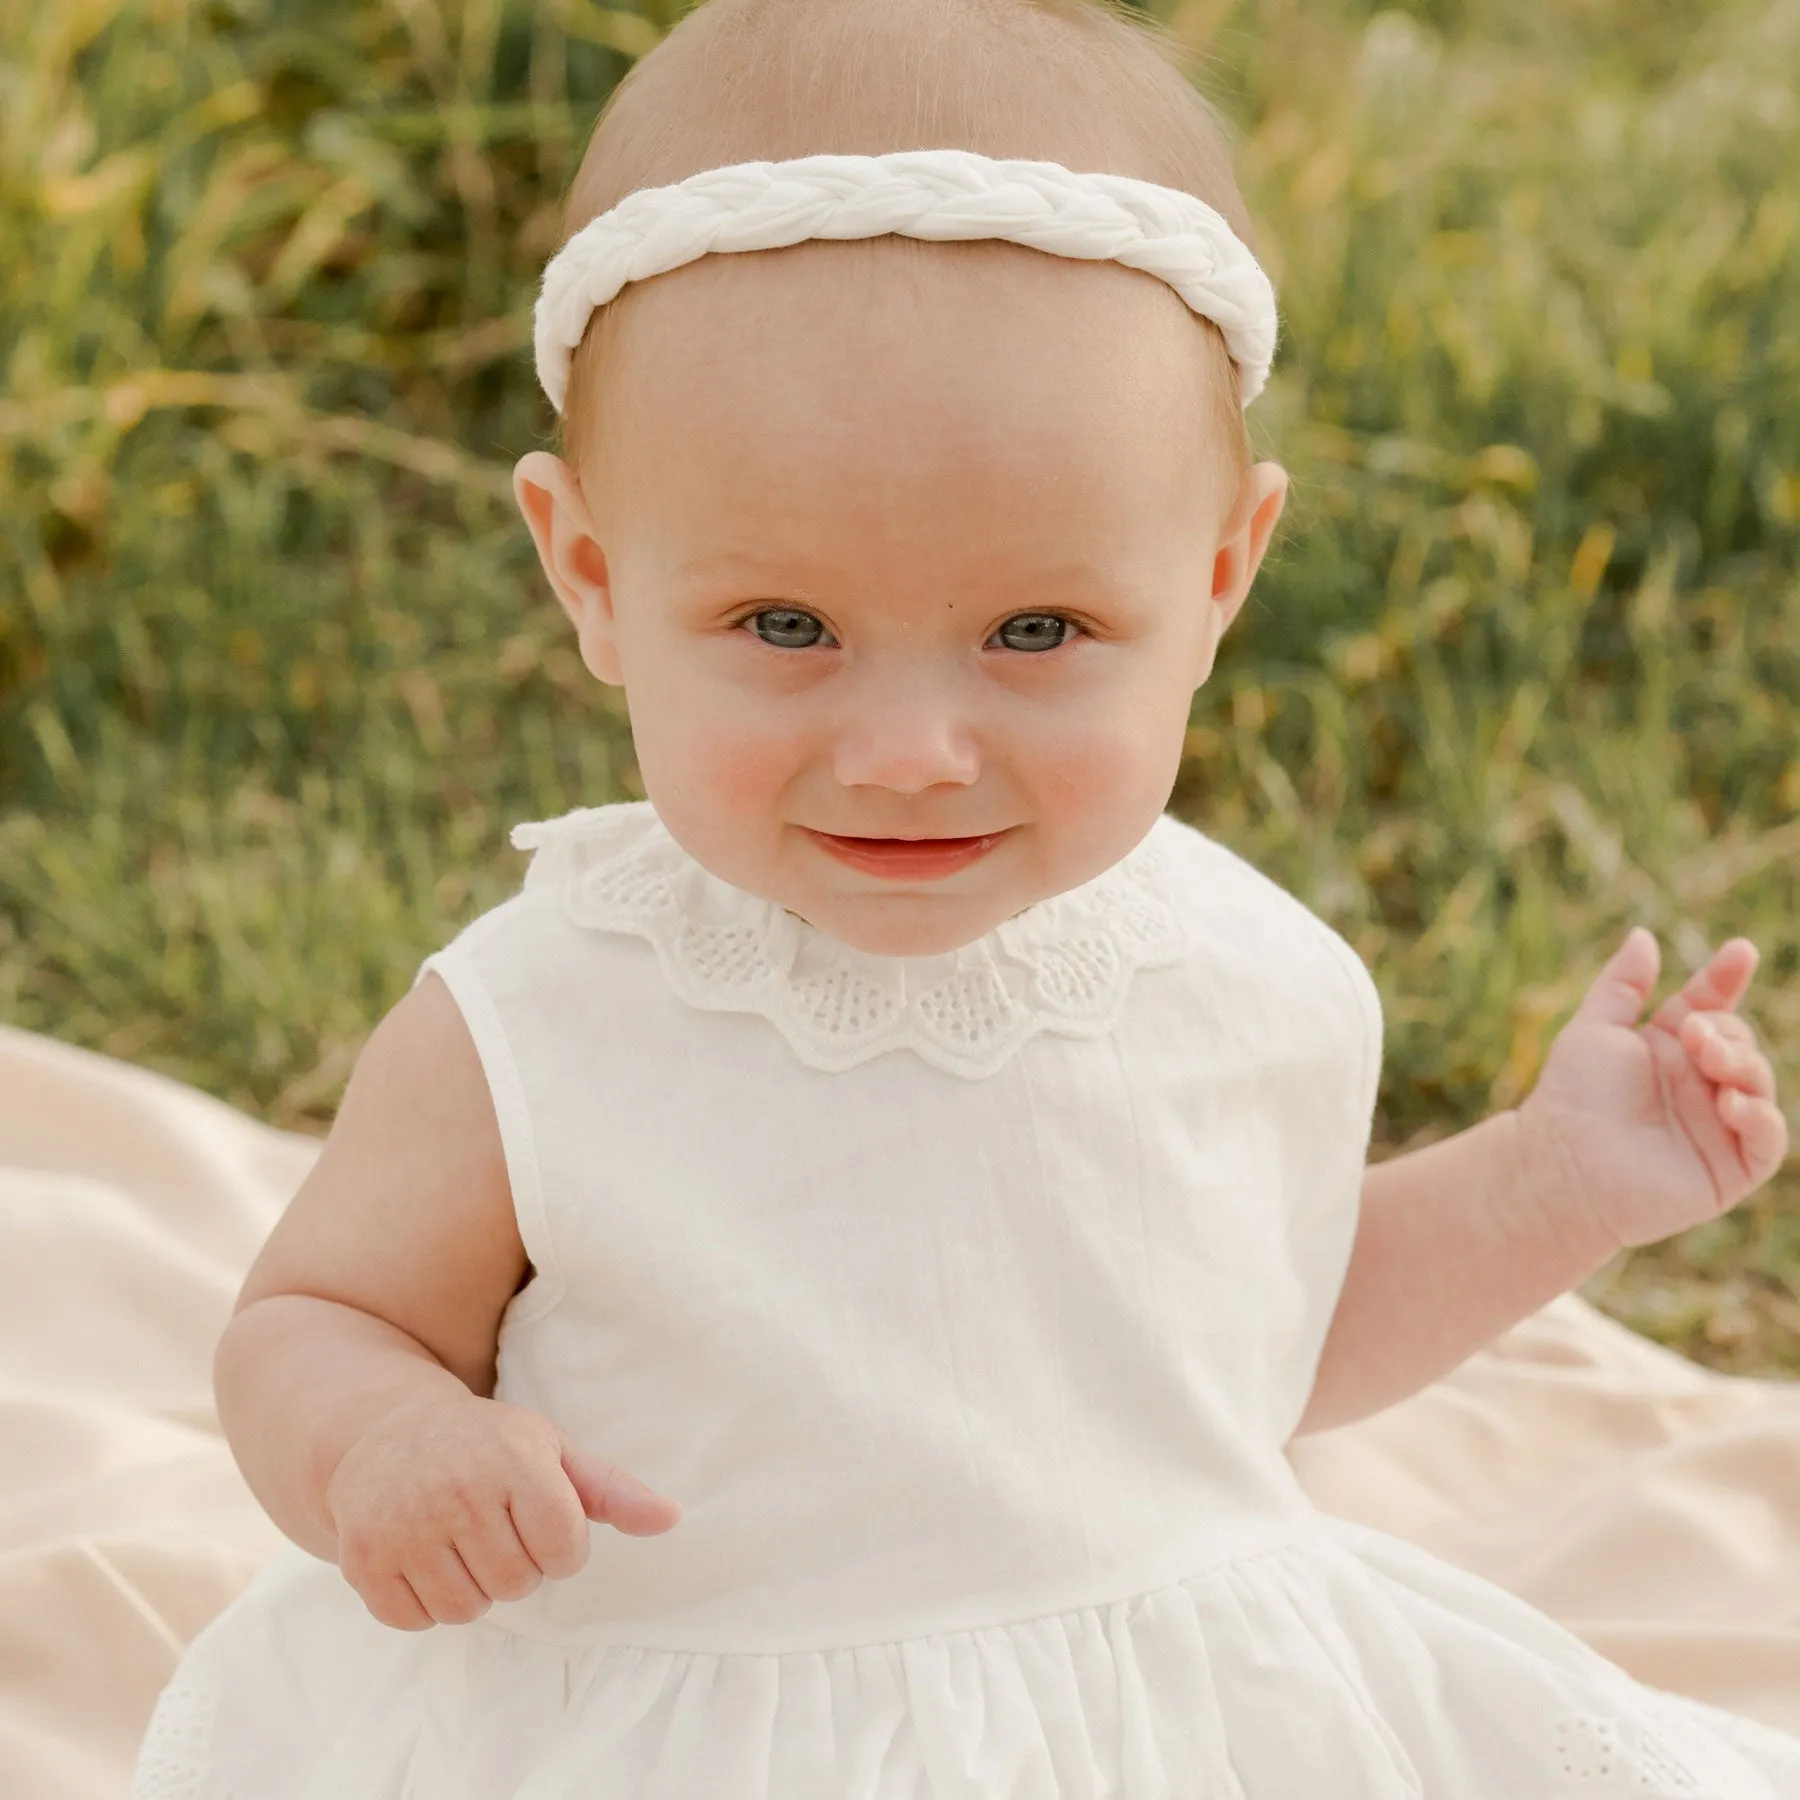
[{"left": 1292, "top": 929, "right": 1789, "bottom": 1438}]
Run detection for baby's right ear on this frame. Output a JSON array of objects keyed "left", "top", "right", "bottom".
[{"left": 512, "top": 450, "right": 623, "bottom": 686}]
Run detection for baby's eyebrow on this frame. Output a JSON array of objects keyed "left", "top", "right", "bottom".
[
  {"left": 675, "top": 550, "right": 1134, "bottom": 604},
  {"left": 673, "top": 549, "right": 833, "bottom": 586},
  {"left": 1008, "top": 561, "right": 1130, "bottom": 602}
]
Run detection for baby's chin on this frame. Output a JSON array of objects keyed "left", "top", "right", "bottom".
[{"left": 778, "top": 887, "right": 1038, "bottom": 959}]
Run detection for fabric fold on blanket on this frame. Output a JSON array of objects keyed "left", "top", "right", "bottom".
[{"left": 0, "top": 1019, "right": 1795, "bottom": 1800}]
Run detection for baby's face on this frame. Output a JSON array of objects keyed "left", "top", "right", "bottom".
[{"left": 518, "top": 241, "right": 1286, "bottom": 957}]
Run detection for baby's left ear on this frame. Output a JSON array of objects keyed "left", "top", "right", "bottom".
[
  {"left": 513, "top": 450, "right": 623, "bottom": 685},
  {"left": 1209, "top": 461, "right": 1289, "bottom": 632}
]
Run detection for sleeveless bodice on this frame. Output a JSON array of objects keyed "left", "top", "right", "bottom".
[{"left": 409, "top": 803, "right": 1380, "bottom": 1652}]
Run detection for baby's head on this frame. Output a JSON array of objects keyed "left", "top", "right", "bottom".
[{"left": 514, "top": 0, "right": 1289, "bottom": 957}]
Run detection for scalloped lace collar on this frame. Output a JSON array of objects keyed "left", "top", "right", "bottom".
[{"left": 510, "top": 803, "right": 1189, "bottom": 1080}]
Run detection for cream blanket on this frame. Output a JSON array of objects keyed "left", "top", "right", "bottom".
[{"left": 1, "top": 1020, "right": 1795, "bottom": 1799}]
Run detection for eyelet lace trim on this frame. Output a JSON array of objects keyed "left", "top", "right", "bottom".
[
  {"left": 129, "top": 1676, "right": 213, "bottom": 1800},
  {"left": 1552, "top": 1679, "right": 1774, "bottom": 1795},
  {"left": 509, "top": 803, "right": 1190, "bottom": 1079}
]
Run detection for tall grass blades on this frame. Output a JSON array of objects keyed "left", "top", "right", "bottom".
[{"left": 1, "top": 0, "right": 1796, "bottom": 1369}]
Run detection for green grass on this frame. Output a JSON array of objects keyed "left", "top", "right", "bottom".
[{"left": 2, "top": 0, "right": 1796, "bottom": 1374}]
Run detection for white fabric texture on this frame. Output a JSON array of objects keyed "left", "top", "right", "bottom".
[
  {"left": 129, "top": 802, "right": 1800, "bottom": 1798},
  {"left": 507, "top": 803, "right": 1194, "bottom": 1078},
  {"left": 533, "top": 150, "right": 1280, "bottom": 413}
]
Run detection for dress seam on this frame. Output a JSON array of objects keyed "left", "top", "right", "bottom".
[{"left": 487, "top": 1518, "right": 1327, "bottom": 1660}]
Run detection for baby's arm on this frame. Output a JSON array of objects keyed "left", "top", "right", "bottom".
[
  {"left": 1292, "top": 931, "right": 1785, "bottom": 1438},
  {"left": 218, "top": 974, "right": 526, "bottom": 1556},
  {"left": 1290, "top": 1112, "right": 1611, "bottom": 1436},
  {"left": 216, "top": 973, "right": 679, "bottom": 1627}
]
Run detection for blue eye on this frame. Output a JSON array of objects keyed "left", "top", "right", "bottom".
[
  {"left": 744, "top": 607, "right": 831, "bottom": 649},
  {"left": 990, "top": 613, "right": 1077, "bottom": 652}
]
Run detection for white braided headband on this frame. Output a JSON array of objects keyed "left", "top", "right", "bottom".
[{"left": 535, "top": 148, "right": 1279, "bottom": 414}]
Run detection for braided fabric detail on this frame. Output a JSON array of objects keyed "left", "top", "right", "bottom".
[{"left": 535, "top": 149, "right": 1279, "bottom": 412}]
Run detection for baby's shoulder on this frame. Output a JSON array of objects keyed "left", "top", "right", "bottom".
[
  {"left": 1146, "top": 812, "right": 1384, "bottom": 1071},
  {"left": 410, "top": 801, "right": 770, "bottom": 1078},
  {"left": 417, "top": 801, "right": 661, "bottom": 969},
  {"left": 1149, "top": 813, "right": 1367, "bottom": 957},
  {"left": 509, "top": 799, "right": 662, "bottom": 895}
]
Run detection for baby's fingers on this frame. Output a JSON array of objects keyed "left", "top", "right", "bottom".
[
  {"left": 359, "top": 1569, "right": 435, "bottom": 1633},
  {"left": 1652, "top": 937, "right": 1760, "bottom": 1036},
  {"left": 1680, "top": 1012, "right": 1775, "bottom": 1099},
  {"left": 456, "top": 1504, "right": 546, "bottom": 1604},
  {"left": 1717, "top": 1088, "right": 1791, "bottom": 1183},
  {"left": 506, "top": 1468, "right": 592, "bottom": 1582},
  {"left": 404, "top": 1541, "right": 492, "bottom": 1626}
]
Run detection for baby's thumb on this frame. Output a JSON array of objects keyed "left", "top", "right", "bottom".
[
  {"left": 1570, "top": 925, "right": 1660, "bottom": 1030},
  {"left": 559, "top": 1439, "right": 683, "bottom": 1535}
]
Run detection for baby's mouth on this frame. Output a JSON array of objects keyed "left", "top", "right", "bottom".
[{"left": 801, "top": 827, "right": 1015, "bottom": 881}]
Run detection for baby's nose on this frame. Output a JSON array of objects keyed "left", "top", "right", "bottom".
[{"left": 829, "top": 677, "right": 981, "bottom": 793}]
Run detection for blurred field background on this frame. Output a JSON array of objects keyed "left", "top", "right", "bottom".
[{"left": 1, "top": 0, "right": 1796, "bottom": 1373}]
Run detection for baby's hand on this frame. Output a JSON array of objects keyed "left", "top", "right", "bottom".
[
  {"left": 324, "top": 1391, "right": 683, "bottom": 1632},
  {"left": 1518, "top": 928, "right": 1789, "bottom": 1254}
]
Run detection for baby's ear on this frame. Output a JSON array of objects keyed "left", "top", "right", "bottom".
[
  {"left": 1209, "top": 461, "right": 1289, "bottom": 635},
  {"left": 513, "top": 450, "right": 623, "bottom": 685}
]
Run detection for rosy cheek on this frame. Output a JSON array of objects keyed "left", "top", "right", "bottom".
[
  {"left": 680, "top": 700, "right": 801, "bottom": 816},
  {"left": 1024, "top": 710, "right": 1180, "bottom": 852},
  {"left": 1030, "top": 726, "right": 1140, "bottom": 814},
  {"left": 714, "top": 740, "right": 794, "bottom": 815}
]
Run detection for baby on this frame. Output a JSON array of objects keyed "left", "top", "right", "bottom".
[{"left": 132, "top": 0, "right": 1794, "bottom": 1794}]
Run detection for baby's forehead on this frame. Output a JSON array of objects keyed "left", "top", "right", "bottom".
[
  {"left": 570, "top": 239, "right": 1238, "bottom": 578},
  {"left": 619, "top": 231, "right": 1199, "bottom": 335},
  {"left": 572, "top": 236, "right": 1217, "bottom": 459}
]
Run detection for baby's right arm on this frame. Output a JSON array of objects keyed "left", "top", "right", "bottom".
[{"left": 215, "top": 971, "right": 681, "bottom": 1631}]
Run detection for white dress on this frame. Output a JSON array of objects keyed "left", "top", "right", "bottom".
[{"left": 132, "top": 802, "right": 1800, "bottom": 1799}]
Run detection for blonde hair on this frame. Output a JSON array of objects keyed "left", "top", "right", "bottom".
[{"left": 556, "top": 0, "right": 1261, "bottom": 488}]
